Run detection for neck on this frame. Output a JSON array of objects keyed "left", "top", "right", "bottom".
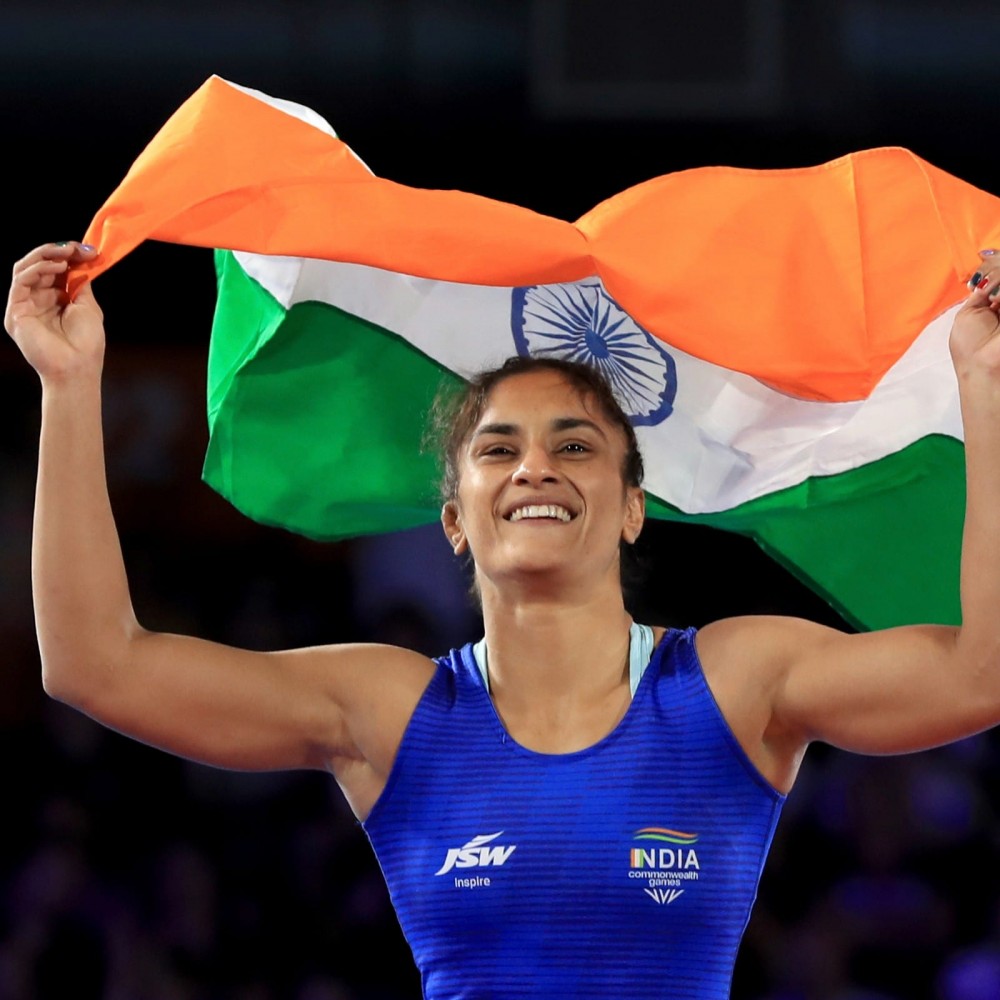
[
  {"left": 476, "top": 592, "right": 635, "bottom": 754},
  {"left": 479, "top": 587, "right": 634, "bottom": 701}
]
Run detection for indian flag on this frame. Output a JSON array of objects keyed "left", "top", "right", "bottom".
[{"left": 75, "top": 76, "right": 1000, "bottom": 632}]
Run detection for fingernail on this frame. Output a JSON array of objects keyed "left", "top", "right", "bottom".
[
  {"left": 977, "top": 276, "right": 990, "bottom": 289},
  {"left": 969, "top": 271, "right": 983, "bottom": 287},
  {"left": 981, "top": 249, "right": 998, "bottom": 256},
  {"left": 79, "top": 244, "right": 96, "bottom": 252},
  {"left": 54, "top": 241, "right": 70, "bottom": 247}
]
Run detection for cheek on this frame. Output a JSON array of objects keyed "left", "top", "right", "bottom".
[
  {"left": 455, "top": 466, "right": 491, "bottom": 513},
  {"left": 454, "top": 479, "right": 506, "bottom": 557},
  {"left": 450, "top": 486, "right": 481, "bottom": 542}
]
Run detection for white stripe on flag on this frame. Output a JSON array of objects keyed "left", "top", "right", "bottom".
[
  {"left": 235, "top": 252, "right": 963, "bottom": 515},
  {"left": 226, "top": 78, "right": 340, "bottom": 139}
]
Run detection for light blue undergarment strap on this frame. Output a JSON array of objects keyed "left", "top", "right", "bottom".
[
  {"left": 628, "top": 622, "right": 654, "bottom": 697},
  {"left": 472, "top": 636, "right": 489, "bottom": 691},
  {"left": 471, "top": 623, "right": 655, "bottom": 698}
]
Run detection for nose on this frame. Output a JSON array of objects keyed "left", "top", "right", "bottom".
[{"left": 512, "top": 442, "right": 558, "bottom": 486}]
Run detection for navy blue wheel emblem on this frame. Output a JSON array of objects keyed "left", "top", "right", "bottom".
[{"left": 511, "top": 282, "right": 677, "bottom": 426}]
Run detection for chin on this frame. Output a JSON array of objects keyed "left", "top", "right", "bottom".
[{"left": 491, "top": 553, "right": 589, "bottom": 587}]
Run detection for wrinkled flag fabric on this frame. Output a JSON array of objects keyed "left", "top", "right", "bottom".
[{"left": 75, "top": 76, "right": 1000, "bottom": 630}]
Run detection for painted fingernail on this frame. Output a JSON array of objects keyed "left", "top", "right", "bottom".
[
  {"left": 969, "top": 271, "right": 983, "bottom": 287},
  {"left": 981, "top": 249, "right": 998, "bottom": 256},
  {"left": 79, "top": 244, "right": 96, "bottom": 252},
  {"left": 977, "top": 276, "right": 990, "bottom": 289},
  {"left": 54, "top": 241, "right": 70, "bottom": 247},
  {"left": 989, "top": 286, "right": 1000, "bottom": 298}
]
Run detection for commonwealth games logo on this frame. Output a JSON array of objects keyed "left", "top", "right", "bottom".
[{"left": 628, "top": 827, "right": 701, "bottom": 904}]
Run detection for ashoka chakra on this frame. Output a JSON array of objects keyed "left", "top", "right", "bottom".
[{"left": 511, "top": 282, "right": 677, "bottom": 427}]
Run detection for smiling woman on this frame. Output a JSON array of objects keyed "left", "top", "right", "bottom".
[
  {"left": 430, "top": 353, "right": 646, "bottom": 503},
  {"left": 437, "top": 358, "right": 645, "bottom": 604},
  {"left": 8, "top": 240, "right": 1000, "bottom": 1000}
]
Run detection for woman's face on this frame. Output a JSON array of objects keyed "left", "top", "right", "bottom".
[{"left": 441, "top": 369, "right": 644, "bottom": 595}]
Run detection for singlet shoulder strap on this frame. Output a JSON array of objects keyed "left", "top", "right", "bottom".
[{"left": 471, "top": 622, "right": 655, "bottom": 698}]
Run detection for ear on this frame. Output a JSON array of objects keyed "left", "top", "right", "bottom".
[
  {"left": 441, "top": 500, "right": 468, "bottom": 555},
  {"left": 621, "top": 487, "right": 645, "bottom": 545}
]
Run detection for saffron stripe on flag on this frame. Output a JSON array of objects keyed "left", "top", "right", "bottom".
[{"left": 77, "top": 76, "right": 1000, "bottom": 401}]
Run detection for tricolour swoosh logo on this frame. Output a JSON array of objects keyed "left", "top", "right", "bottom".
[{"left": 634, "top": 827, "right": 699, "bottom": 845}]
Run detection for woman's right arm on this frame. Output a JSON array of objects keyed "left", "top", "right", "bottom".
[{"left": 6, "top": 242, "right": 434, "bottom": 813}]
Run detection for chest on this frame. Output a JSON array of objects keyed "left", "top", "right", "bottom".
[
  {"left": 488, "top": 687, "right": 633, "bottom": 754},
  {"left": 367, "top": 701, "right": 780, "bottom": 929},
  {"left": 362, "top": 655, "right": 785, "bottom": 998}
]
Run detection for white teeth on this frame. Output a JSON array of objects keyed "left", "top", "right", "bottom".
[{"left": 508, "top": 504, "right": 572, "bottom": 523}]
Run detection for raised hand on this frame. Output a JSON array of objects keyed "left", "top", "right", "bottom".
[
  {"left": 5, "top": 242, "right": 104, "bottom": 383},
  {"left": 951, "top": 249, "right": 1000, "bottom": 378}
]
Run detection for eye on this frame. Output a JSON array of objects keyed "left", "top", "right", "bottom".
[
  {"left": 559, "top": 441, "right": 590, "bottom": 454},
  {"left": 481, "top": 444, "right": 515, "bottom": 457}
]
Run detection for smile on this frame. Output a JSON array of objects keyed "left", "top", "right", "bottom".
[{"left": 506, "top": 504, "right": 574, "bottom": 523}]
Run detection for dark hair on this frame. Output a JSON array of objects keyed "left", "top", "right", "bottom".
[{"left": 429, "top": 355, "right": 645, "bottom": 503}]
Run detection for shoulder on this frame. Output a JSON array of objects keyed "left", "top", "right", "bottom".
[
  {"left": 692, "top": 615, "right": 850, "bottom": 734},
  {"left": 269, "top": 640, "right": 440, "bottom": 765},
  {"left": 690, "top": 616, "right": 849, "bottom": 793},
  {"left": 308, "top": 642, "right": 444, "bottom": 819}
]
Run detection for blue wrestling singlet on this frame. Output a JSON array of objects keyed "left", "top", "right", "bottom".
[{"left": 362, "top": 627, "right": 785, "bottom": 1000}]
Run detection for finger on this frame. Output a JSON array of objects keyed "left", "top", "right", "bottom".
[
  {"left": 6, "top": 259, "right": 71, "bottom": 333},
  {"left": 62, "top": 241, "right": 97, "bottom": 264},
  {"left": 11, "top": 242, "right": 74, "bottom": 276},
  {"left": 7, "top": 281, "right": 66, "bottom": 316},
  {"left": 19, "top": 288, "right": 67, "bottom": 316},
  {"left": 11, "top": 257, "right": 70, "bottom": 293},
  {"left": 968, "top": 248, "right": 1000, "bottom": 286},
  {"left": 965, "top": 276, "right": 1000, "bottom": 310},
  {"left": 11, "top": 241, "right": 96, "bottom": 280},
  {"left": 967, "top": 268, "right": 998, "bottom": 290},
  {"left": 4, "top": 284, "right": 64, "bottom": 336}
]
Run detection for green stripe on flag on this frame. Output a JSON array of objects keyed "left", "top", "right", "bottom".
[
  {"left": 205, "top": 251, "right": 965, "bottom": 632},
  {"left": 208, "top": 249, "right": 286, "bottom": 433},
  {"left": 205, "top": 251, "right": 460, "bottom": 537},
  {"left": 645, "top": 438, "right": 964, "bottom": 632}
]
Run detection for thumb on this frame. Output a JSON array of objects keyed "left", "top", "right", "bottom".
[
  {"left": 65, "top": 243, "right": 100, "bottom": 302},
  {"left": 70, "top": 278, "right": 98, "bottom": 310},
  {"left": 64, "top": 278, "right": 104, "bottom": 333}
]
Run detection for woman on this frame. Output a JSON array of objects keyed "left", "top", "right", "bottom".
[{"left": 6, "top": 239, "right": 1000, "bottom": 999}]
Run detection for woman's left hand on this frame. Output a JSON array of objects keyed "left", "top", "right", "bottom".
[{"left": 951, "top": 250, "right": 1000, "bottom": 379}]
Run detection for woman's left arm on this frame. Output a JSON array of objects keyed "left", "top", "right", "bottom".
[{"left": 759, "top": 253, "right": 1000, "bottom": 756}]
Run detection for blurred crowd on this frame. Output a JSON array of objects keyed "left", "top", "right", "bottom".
[{"left": 2, "top": 347, "right": 1000, "bottom": 1000}]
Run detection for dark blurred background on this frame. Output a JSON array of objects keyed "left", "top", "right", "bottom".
[{"left": 4, "top": 1, "right": 1000, "bottom": 998}]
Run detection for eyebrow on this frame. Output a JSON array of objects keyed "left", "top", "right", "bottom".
[{"left": 472, "top": 417, "right": 608, "bottom": 439}]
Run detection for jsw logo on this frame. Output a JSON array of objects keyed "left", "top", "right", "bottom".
[{"left": 435, "top": 832, "right": 517, "bottom": 875}]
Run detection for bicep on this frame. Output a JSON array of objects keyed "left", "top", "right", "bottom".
[
  {"left": 58, "top": 629, "right": 429, "bottom": 773},
  {"left": 774, "top": 621, "right": 985, "bottom": 754}
]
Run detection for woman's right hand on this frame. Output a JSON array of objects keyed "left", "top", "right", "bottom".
[{"left": 5, "top": 242, "right": 105, "bottom": 383}]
